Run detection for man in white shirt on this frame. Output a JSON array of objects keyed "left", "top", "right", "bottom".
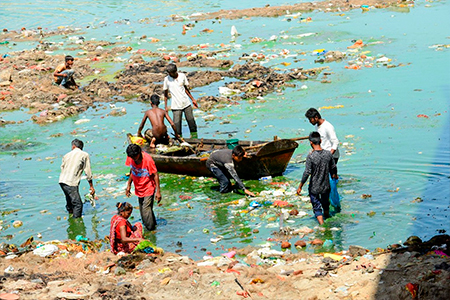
[
  {"left": 305, "top": 108, "right": 340, "bottom": 164},
  {"left": 163, "top": 64, "right": 198, "bottom": 138},
  {"left": 59, "top": 139, "right": 95, "bottom": 218}
]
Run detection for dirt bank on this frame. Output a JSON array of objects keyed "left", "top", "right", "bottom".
[
  {"left": 0, "top": 46, "right": 328, "bottom": 124},
  {"left": 179, "top": 0, "right": 401, "bottom": 21},
  {"left": 0, "top": 0, "right": 413, "bottom": 125},
  {"left": 0, "top": 234, "right": 448, "bottom": 299}
]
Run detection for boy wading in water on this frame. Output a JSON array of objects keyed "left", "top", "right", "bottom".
[
  {"left": 297, "top": 132, "right": 338, "bottom": 225},
  {"left": 137, "top": 94, "right": 182, "bottom": 148}
]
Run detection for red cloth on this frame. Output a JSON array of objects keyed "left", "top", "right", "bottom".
[
  {"left": 109, "top": 215, "right": 143, "bottom": 254},
  {"left": 273, "top": 200, "right": 293, "bottom": 207},
  {"left": 125, "top": 151, "right": 157, "bottom": 197},
  {"left": 115, "top": 218, "right": 132, "bottom": 240}
]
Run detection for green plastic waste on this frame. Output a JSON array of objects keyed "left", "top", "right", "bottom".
[
  {"left": 211, "top": 281, "right": 220, "bottom": 287},
  {"left": 226, "top": 139, "right": 239, "bottom": 149},
  {"left": 134, "top": 240, "right": 156, "bottom": 251}
]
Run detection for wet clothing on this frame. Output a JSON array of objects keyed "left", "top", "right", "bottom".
[
  {"left": 125, "top": 151, "right": 158, "bottom": 230},
  {"left": 310, "top": 191, "right": 331, "bottom": 217},
  {"left": 110, "top": 215, "right": 143, "bottom": 254},
  {"left": 138, "top": 194, "right": 157, "bottom": 231},
  {"left": 163, "top": 72, "right": 197, "bottom": 136},
  {"left": 172, "top": 105, "right": 197, "bottom": 137},
  {"left": 60, "top": 183, "right": 82, "bottom": 218},
  {"left": 206, "top": 149, "right": 245, "bottom": 193},
  {"left": 209, "top": 166, "right": 233, "bottom": 193},
  {"left": 316, "top": 120, "right": 340, "bottom": 162},
  {"left": 59, "top": 147, "right": 93, "bottom": 218}
]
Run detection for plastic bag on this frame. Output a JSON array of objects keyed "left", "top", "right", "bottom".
[
  {"left": 133, "top": 240, "right": 164, "bottom": 254},
  {"left": 33, "top": 244, "right": 59, "bottom": 257},
  {"left": 330, "top": 176, "right": 341, "bottom": 212}
]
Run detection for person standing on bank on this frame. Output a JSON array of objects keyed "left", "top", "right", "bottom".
[
  {"left": 163, "top": 63, "right": 198, "bottom": 138},
  {"left": 125, "top": 144, "right": 162, "bottom": 231},
  {"left": 206, "top": 145, "right": 255, "bottom": 197},
  {"left": 305, "top": 108, "right": 340, "bottom": 164},
  {"left": 59, "top": 139, "right": 95, "bottom": 218}
]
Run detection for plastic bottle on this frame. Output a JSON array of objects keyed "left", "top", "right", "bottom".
[
  {"left": 76, "top": 235, "right": 88, "bottom": 242},
  {"left": 259, "top": 176, "right": 272, "bottom": 183},
  {"left": 323, "top": 239, "right": 333, "bottom": 247}
]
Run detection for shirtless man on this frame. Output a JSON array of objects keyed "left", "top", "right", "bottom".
[
  {"left": 137, "top": 94, "right": 181, "bottom": 148},
  {"left": 54, "top": 55, "right": 79, "bottom": 89}
]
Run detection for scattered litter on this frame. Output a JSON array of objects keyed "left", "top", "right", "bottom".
[
  {"left": 12, "top": 220, "right": 23, "bottom": 228},
  {"left": 231, "top": 25, "right": 239, "bottom": 36},
  {"left": 74, "top": 118, "right": 90, "bottom": 125},
  {"left": 33, "top": 244, "right": 59, "bottom": 257},
  {"left": 210, "top": 236, "right": 223, "bottom": 243}
]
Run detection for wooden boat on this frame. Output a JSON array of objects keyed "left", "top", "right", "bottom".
[{"left": 127, "top": 134, "right": 304, "bottom": 180}]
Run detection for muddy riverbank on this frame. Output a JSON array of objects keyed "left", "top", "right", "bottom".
[{"left": 0, "top": 234, "right": 448, "bottom": 299}]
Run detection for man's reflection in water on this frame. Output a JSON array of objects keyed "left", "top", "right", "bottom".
[{"left": 67, "top": 216, "right": 86, "bottom": 240}]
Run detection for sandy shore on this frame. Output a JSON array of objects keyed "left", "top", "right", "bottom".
[{"left": 0, "top": 234, "right": 448, "bottom": 300}]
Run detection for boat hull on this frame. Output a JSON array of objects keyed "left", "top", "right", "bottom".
[{"left": 129, "top": 136, "right": 299, "bottom": 180}]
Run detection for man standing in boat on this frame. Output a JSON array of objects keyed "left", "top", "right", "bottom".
[
  {"left": 305, "top": 108, "right": 340, "bottom": 164},
  {"left": 206, "top": 145, "right": 256, "bottom": 197},
  {"left": 137, "top": 94, "right": 182, "bottom": 148},
  {"left": 163, "top": 63, "right": 198, "bottom": 138}
]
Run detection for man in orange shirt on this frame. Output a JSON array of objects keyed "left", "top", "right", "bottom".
[
  {"left": 125, "top": 144, "right": 162, "bottom": 231},
  {"left": 54, "top": 55, "right": 79, "bottom": 89}
]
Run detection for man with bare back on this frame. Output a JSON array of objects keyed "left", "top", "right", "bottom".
[{"left": 137, "top": 94, "right": 181, "bottom": 148}]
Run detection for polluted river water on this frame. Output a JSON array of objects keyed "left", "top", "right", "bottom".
[{"left": 0, "top": 0, "right": 449, "bottom": 259}]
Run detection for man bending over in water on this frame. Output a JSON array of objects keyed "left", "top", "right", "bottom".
[{"left": 137, "top": 94, "right": 181, "bottom": 148}]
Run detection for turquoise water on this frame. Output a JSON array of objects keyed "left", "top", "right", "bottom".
[{"left": 1, "top": 1, "right": 449, "bottom": 258}]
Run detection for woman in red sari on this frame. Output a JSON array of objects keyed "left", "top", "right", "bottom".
[{"left": 110, "top": 202, "right": 143, "bottom": 254}]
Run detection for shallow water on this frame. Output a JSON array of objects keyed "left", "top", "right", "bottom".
[{"left": 1, "top": 1, "right": 449, "bottom": 258}]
